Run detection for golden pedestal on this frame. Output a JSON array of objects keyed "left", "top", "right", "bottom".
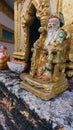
[{"left": 20, "top": 75, "right": 68, "bottom": 100}]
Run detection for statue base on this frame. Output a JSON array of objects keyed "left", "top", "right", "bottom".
[{"left": 20, "top": 74, "right": 68, "bottom": 100}]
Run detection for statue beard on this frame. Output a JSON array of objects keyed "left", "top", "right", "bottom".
[{"left": 45, "top": 27, "right": 57, "bottom": 47}]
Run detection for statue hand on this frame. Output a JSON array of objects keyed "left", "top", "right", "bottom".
[
  {"left": 38, "top": 26, "right": 46, "bottom": 33},
  {"left": 52, "top": 40, "right": 60, "bottom": 47},
  {"left": 54, "top": 43, "right": 59, "bottom": 47},
  {"left": 34, "top": 41, "right": 43, "bottom": 49}
]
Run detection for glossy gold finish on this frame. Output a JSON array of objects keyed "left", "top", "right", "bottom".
[
  {"left": 13, "top": 0, "right": 49, "bottom": 62},
  {"left": 13, "top": 0, "right": 73, "bottom": 100},
  {"left": 20, "top": 74, "right": 68, "bottom": 100},
  {"left": 62, "top": 0, "right": 73, "bottom": 77}
]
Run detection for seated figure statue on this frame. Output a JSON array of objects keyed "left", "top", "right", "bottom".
[
  {"left": 20, "top": 13, "right": 68, "bottom": 100},
  {"left": 30, "top": 13, "right": 67, "bottom": 81}
]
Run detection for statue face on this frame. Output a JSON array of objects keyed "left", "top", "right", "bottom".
[{"left": 48, "top": 17, "right": 60, "bottom": 29}]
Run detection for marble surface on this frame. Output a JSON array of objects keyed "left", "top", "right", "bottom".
[{"left": 0, "top": 70, "right": 73, "bottom": 130}]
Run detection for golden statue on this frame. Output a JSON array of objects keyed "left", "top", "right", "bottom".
[
  {"left": 20, "top": 13, "right": 68, "bottom": 100},
  {"left": 12, "top": 0, "right": 73, "bottom": 100}
]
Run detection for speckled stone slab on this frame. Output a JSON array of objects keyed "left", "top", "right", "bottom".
[{"left": 0, "top": 70, "right": 73, "bottom": 130}]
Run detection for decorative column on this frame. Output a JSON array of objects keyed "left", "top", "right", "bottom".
[
  {"left": 62, "top": 0, "right": 73, "bottom": 75},
  {"left": 13, "top": 0, "right": 26, "bottom": 63},
  {"left": 58, "top": 0, "right": 63, "bottom": 12},
  {"left": 14, "top": 0, "right": 18, "bottom": 52},
  {"left": 17, "top": 1, "right": 22, "bottom": 52}
]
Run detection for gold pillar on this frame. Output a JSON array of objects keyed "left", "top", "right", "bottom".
[
  {"left": 17, "top": 1, "right": 21, "bottom": 52},
  {"left": 62, "top": 0, "right": 73, "bottom": 77},
  {"left": 58, "top": 0, "right": 63, "bottom": 12},
  {"left": 14, "top": 0, "right": 18, "bottom": 52}
]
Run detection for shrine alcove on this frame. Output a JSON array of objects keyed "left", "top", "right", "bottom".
[{"left": 27, "top": 8, "right": 41, "bottom": 72}]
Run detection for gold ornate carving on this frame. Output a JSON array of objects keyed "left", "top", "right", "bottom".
[
  {"left": 13, "top": 0, "right": 49, "bottom": 63},
  {"left": 20, "top": 13, "right": 68, "bottom": 100},
  {"left": 62, "top": 0, "right": 73, "bottom": 77},
  {"left": 13, "top": 0, "right": 72, "bottom": 100},
  {"left": 20, "top": 74, "right": 68, "bottom": 100}
]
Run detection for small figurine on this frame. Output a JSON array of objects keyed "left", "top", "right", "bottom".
[
  {"left": 20, "top": 13, "right": 68, "bottom": 100},
  {"left": 0, "top": 45, "right": 10, "bottom": 69},
  {"left": 30, "top": 13, "right": 67, "bottom": 82}
]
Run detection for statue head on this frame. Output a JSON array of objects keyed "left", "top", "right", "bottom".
[
  {"left": 48, "top": 15, "right": 61, "bottom": 30},
  {"left": 48, "top": 12, "right": 65, "bottom": 30}
]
